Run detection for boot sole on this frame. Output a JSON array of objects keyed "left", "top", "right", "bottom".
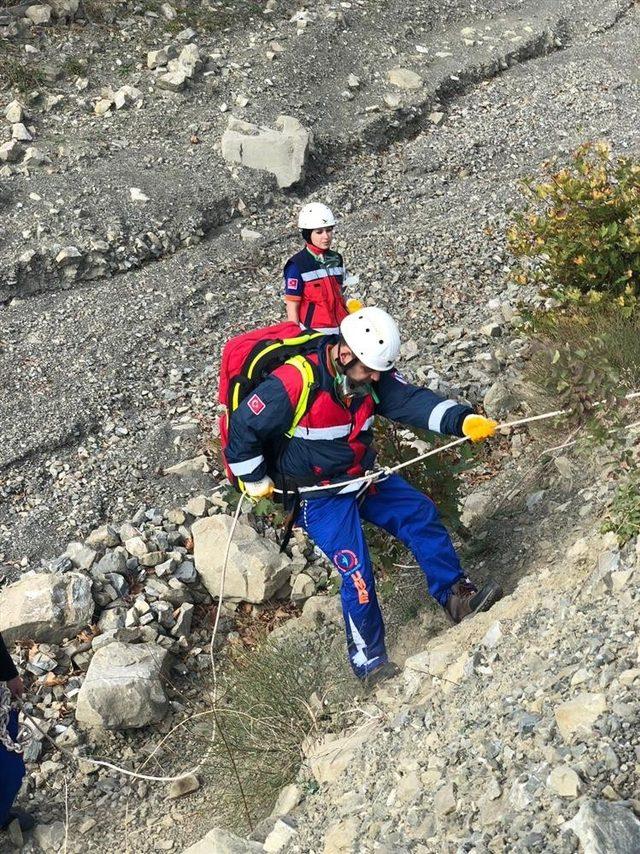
[{"left": 463, "top": 579, "right": 503, "bottom": 620}]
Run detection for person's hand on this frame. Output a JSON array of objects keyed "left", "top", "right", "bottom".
[
  {"left": 6, "top": 676, "right": 23, "bottom": 698},
  {"left": 243, "top": 476, "right": 275, "bottom": 500},
  {"left": 346, "top": 298, "right": 364, "bottom": 314},
  {"left": 462, "top": 414, "right": 498, "bottom": 442}
]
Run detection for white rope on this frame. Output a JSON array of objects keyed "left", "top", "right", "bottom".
[
  {"left": 272, "top": 393, "right": 640, "bottom": 497},
  {"left": 272, "top": 407, "right": 570, "bottom": 496}
]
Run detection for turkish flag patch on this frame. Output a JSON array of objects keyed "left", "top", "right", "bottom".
[
  {"left": 287, "top": 277, "right": 299, "bottom": 290},
  {"left": 247, "top": 394, "right": 266, "bottom": 415}
]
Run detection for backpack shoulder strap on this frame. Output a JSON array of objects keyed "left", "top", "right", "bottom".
[{"left": 284, "top": 354, "right": 318, "bottom": 438}]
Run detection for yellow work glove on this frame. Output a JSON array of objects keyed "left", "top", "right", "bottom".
[
  {"left": 243, "top": 476, "right": 275, "bottom": 500},
  {"left": 462, "top": 414, "right": 498, "bottom": 443},
  {"left": 346, "top": 298, "right": 364, "bottom": 314}
]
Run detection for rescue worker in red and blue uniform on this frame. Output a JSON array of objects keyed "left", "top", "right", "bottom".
[
  {"left": 226, "top": 307, "right": 503, "bottom": 683},
  {"left": 284, "top": 203, "right": 360, "bottom": 334}
]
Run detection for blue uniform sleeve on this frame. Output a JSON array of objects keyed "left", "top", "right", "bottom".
[
  {"left": 375, "top": 369, "right": 472, "bottom": 436},
  {"left": 283, "top": 259, "right": 304, "bottom": 301},
  {"left": 226, "top": 373, "right": 298, "bottom": 483}
]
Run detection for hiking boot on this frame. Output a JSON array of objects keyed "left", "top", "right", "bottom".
[
  {"left": 362, "top": 661, "right": 401, "bottom": 689},
  {"left": 2, "top": 810, "right": 36, "bottom": 833},
  {"left": 444, "top": 577, "right": 503, "bottom": 624}
]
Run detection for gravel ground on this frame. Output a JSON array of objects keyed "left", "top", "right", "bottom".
[{"left": 0, "top": 0, "right": 639, "bottom": 851}]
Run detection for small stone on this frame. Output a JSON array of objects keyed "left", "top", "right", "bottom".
[
  {"left": 157, "top": 71, "right": 187, "bottom": 92},
  {"left": 11, "top": 122, "right": 32, "bottom": 141},
  {"left": 167, "top": 774, "right": 200, "bottom": 799},
  {"left": 481, "top": 621, "right": 503, "bottom": 649},
  {"left": 554, "top": 693, "right": 607, "bottom": 741},
  {"left": 176, "top": 27, "right": 197, "bottom": 42},
  {"left": 94, "top": 98, "right": 113, "bottom": 116},
  {"left": 184, "top": 495, "right": 210, "bottom": 517},
  {"left": 383, "top": 93, "right": 403, "bottom": 109},
  {"left": 290, "top": 572, "right": 315, "bottom": 603},
  {"left": 160, "top": 3, "right": 176, "bottom": 20},
  {"left": 55, "top": 246, "right": 82, "bottom": 265},
  {"left": 0, "top": 140, "right": 22, "bottom": 163},
  {"left": 65, "top": 541, "right": 97, "bottom": 571},
  {"left": 433, "top": 781, "right": 456, "bottom": 816},
  {"left": 25, "top": 4, "right": 52, "bottom": 24},
  {"left": 125, "top": 536, "right": 148, "bottom": 558},
  {"left": 148, "top": 48, "right": 170, "bottom": 69},
  {"left": 86, "top": 525, "right": 120, "bottom": 550},
  {"left": 347, "top": 73, "right": 360, "bottom": 88},
  {"left": 165, "top": 455, "right": 208, "bottom": 477},
  {"left": 548, "top": 766, "right": 581, "bottom": 798},
  {"left": 4, "top": 100, "right": 24, "bottom": 123},
  {"left": 271, "top": 783, "right": 302, "bottom": 818},
  {"left": 387, "top": 67, "right": 422, "bottom": 89},
  {"left": 240, "top": 227, "right": 262, "bottom": 241},
  {"left": 428, "top": 111, "right": 444, "bottom": 124},
  {"left": 171, "top": 603, "right": 194, "bottom": 638},
  {"left": 33, "top": 822, "right": 66, "bottom": 851},
  {"left": 264, "top": 818, "right": 297, "bottom": 852},
  {"left": 23, "top": 146, "right": 50, "bottom": 166},
  {"left": 130, "top": 187, "right": 150, "bottom": 202},
  {"left": 78, "top": 818, "right": 97, "bottom": 834}
]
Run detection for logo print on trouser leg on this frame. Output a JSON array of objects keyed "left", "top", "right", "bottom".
[{"left": 333, "top": 550, "right": 369, "bottom": 605}]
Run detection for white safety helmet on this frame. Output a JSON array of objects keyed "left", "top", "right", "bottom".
[
  {"left": 298, "top": 202, "right": 336, "bottom": 231},
  {"left": 340, "top": 307, "right": 401, "bottom": 372}
]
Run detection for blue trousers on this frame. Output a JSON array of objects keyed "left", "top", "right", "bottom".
[
  {"left": 297, "top": 473, "right": 464, "bottom": 678},
  {"left": 0, "top": 710, "right": 26, "bottom": 827}
]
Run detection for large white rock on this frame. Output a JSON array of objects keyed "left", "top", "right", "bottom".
[
  {"left": 221, "top": 115, "right": 311, "bottom": 188},
  {"left": 0, "top": 572, "right": 93, "bottom": 644},
  {"left": 567, "top": 799, "right": 640, "bottom": 853},
  {"left": 193, "top": 516, "right": 292, "bottom": 603},
  {"left": 75, "top": 642, "right": 170, "bottom": 729},
  {"left": 180, "top": 827, "right": 262, "bottom": 853}
]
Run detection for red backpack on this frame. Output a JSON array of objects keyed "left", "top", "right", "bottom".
[{"left": 218, "top": 322, "right": 325, "bottom": 486}]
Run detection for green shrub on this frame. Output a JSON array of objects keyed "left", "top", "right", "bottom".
[
  {"left": 601, "top": 472, "right": 640, "bottom": 544},
  {"left": 521, "top": 299, "right": 640, "bottom": 432},
  {"left": 507, "top": 142, "right": 640, "bottom": 300}
]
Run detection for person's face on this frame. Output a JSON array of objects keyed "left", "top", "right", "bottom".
[
  {"left": 338, "top": 346, "right": 381, "bottom": 384},
  {"left": 310, "top": 225, "right": 334, "bottom": 251}
]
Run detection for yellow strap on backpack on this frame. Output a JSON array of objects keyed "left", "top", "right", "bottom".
[{"left": 284, "top": 354, "right": 317, "bottom": 438}]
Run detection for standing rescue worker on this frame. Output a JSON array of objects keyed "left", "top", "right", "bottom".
[
  {"left": 0, "top": 631, "right": 34, "bottom": 835},
  {"left": 225, "top": 307, "right": 503, "bottom": 683},
  {"left": 284, "top": 203, "right": 359, "bottom": 334}
]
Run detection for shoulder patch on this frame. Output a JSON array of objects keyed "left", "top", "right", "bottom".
[{"left": 247, "top": 394, "right": 266, "bottom": 415}]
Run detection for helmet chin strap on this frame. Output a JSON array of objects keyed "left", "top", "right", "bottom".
[
  {"left": 332, "top": 344, "right": 378, "bottom": 402},
  {"left": 336, "top": 342, "right": 360, "bottom": 375}
]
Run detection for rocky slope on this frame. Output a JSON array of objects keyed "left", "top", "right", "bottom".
[
  {"left": 192, "top": 516, "right": 640, "bottom": 854},
  {"left": 0, "top": 0, "right": 639, "bottom": 852}
]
